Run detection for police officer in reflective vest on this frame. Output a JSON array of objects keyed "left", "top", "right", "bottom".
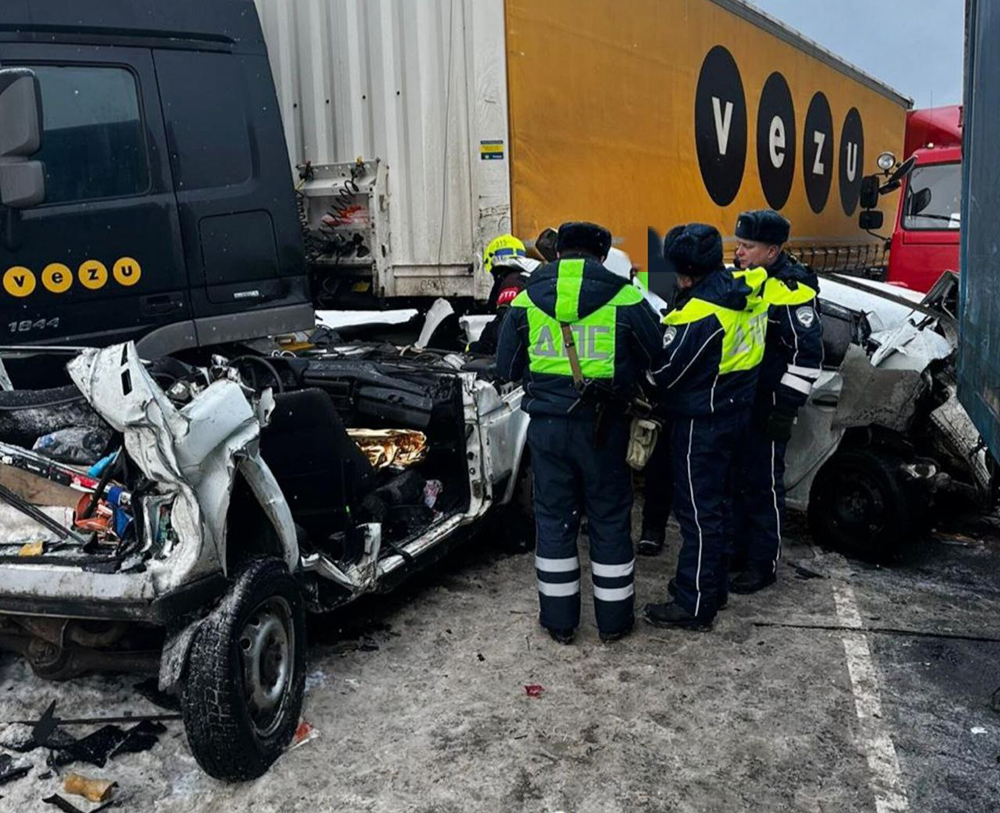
[
  {"left": 496, "top": 222, "right": 663, "bottom": 644},
  {"left": 644, "top": 224, "right": 766, "bottom": 630},
  {"left": 730, "top": 209, "right": 824, "bottom": 594}
]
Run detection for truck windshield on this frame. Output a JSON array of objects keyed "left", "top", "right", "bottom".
[{"left": 902, "top": 162, "right": 961, "bottom": 231}]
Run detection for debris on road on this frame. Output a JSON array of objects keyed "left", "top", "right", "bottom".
[
  {"left": 524, "top": 684, "right": 544, "bottom": 699},
  {"left": 3, "top": 700, "right": 173, "bottom": 770},
  {"left": 0, "top": 753, "right": 30, "bottom": 786},
  {"left": 42, "top": 792, "right": 116, "bottom": 813},
  {"left": 64, "top": 772, "right": 116, "bottom": 803},
  {"left": 304, "top": 669, "right": 327, "bottom": 693},
  {"left": 287, "top": 721, "right": 319, "bottom": 752},
  {"left": 786, "top": 561, "right": 827, "bottom": 580},
  {"left": 49, "top": 720, "right": 167, "bottom": 768}
]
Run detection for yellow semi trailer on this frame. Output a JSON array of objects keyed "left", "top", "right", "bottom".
[
  {"left": 506, "top": 0, "right": 909, "bottom": 271},
  {"left": 258, "top": 0, "right": 910, "bottom": 299}
]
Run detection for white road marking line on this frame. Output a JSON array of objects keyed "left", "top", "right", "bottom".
[{"left": 833, "top": 583, "right": 911, "bottom": 813}]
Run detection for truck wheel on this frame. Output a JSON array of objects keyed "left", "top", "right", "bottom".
[
  {"left": 808, "top": 448, "right": 914, "bottom": 561},
  {"left": 181, "top": 558, "right": 306, "bottom": 781}
]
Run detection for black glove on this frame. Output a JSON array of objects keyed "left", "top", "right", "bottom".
[{"left": 765, "top": 406, "right": 797, "bottom": 443}]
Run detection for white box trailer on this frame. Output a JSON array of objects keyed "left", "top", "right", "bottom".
[
  {"left": 253, "top": 0, "right": 909, "bottom": 303},
  {"left": 253, "top": 0, "right": 510, "bottom": 302}
]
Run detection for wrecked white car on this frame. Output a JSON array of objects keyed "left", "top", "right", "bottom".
[
  {"left": 0, "top": 340, "right": 529, "bottom": 781},
  {"left": 787, "top": 272, "right": 996, "bottom": 558}
]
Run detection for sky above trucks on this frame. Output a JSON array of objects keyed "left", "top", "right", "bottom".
[{"left": 751, "top": 0, "right": 965, "bottom": 108}]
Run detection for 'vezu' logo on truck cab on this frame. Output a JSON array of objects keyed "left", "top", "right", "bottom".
[{"left": 2, "top": 257, "right": 142, "bottom": 298}]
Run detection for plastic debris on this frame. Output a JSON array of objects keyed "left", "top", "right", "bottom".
[
  {"left": 304, "top": 669, "right": 327, "bottom": 693},
  {"left": 18, "top": 540, "right": 44, "bottom": 557},
  {"left": 971, "top": 726, "right": 987, "bottom": 735},
  {"left": 49, "top": 720, "right": 167, "bottom": 768},
  {"left": 787, "top": 561, "right": 826, "bottom": 580},
  {"left": 42, "top": 793, "right": 115, "bottom": 813},
  {"left": 32, "top": 427, "right": 109, "bottom": 467},
  {"left": 87, "top": 452, "right": 118, "bottom": 479},
  {"left": 287, "top": 720, "right": 319, "bottom": 752},
  {"left": 64, "top": 773, "right": 116, "bottom": 803},
  {"left": 32, "top": 700, "right": 60, "bottom": 747},
  {"left": 0, "top": 753, "right": 31, "bottom": 786},
  {"left": 524, "top": 684, "right": 545, "bottom": 698},
  {"left": 423, "top": 479, "right": 443, "bottom": 509}
]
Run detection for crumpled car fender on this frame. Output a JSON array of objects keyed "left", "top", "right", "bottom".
[{"left": 68, "top": 343, "right": 297, "bottom": 592}]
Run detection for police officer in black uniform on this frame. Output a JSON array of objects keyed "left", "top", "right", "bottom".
[
  {"left": 644, "top": 224, "right": 766, "bottom": 630},
  {"left": 730, "top": 210, "right": 824, "bottom": 594},
  {"left": 496, "top": 222, "right": 663, "bottom": 644}
]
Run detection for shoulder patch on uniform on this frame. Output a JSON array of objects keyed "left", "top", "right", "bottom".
[
  {"left": 663, "top": 325, "right": 678, "bottom": 347},
  {"left": 795, "top": 306, "right": 816, "bottom": 328}
]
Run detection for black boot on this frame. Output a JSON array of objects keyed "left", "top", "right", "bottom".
[
  {"left": 599, "top": 616, "right": 635, "bottom": 643},
  {"left": 667, "top": 577, "right": 727, "bottom": 610},
  {"left": 729, "top": 570, "right": 777, "bottom": 595},
  {"left": 642, "top": 601, "right": 713, "bottom": 631},
  {"left": 541, "top": 622, "right": 575, "bottom": 645},
  {"left": 636, "top": 535, "right": 664, "bottom": 556}
]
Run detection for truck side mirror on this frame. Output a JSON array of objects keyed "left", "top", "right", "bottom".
[
  {"left": 888, "top": 155, "right": 917, "bottom": 185},
  {"left": 0, "top": 69, "right": 45, "bottom": 209},
  {"left": 909, "top": 187, "right": 932, "bottom": 216},
  {"left": 859, "top": 210, "right": 884, "bottom": 231},
  {"left": 859, "top": 175, "right": 880, "bottom": 209}
]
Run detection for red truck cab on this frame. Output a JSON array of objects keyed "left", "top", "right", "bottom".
[{"left": 884, "top": 106, "right": 963, "bottom": 292}]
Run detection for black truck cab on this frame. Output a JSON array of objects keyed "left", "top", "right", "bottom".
[{"left": 0, "top": 0, "right": 312, "bottom": 358}]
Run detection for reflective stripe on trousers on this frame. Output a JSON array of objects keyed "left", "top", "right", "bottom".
[
  {"left": 668, "top": 411, "right": 749, "bottom": 619},
  {"left": 528, "top": 416, "right": 635, "bottom": 635}
]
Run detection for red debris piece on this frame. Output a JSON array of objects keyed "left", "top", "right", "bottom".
[
  {"left": 524, "top": 684, "right": 544, "bottom": 698},
  {"left": 287, "top": 720, "right": 319, "bottom": 751}
]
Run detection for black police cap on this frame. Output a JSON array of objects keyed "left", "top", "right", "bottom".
[
  {"left": 735, "top": 209, "right": 790, "bottom": 246},
  {"left": 664, "top": 223, "right": 723, "bottom": 277},
  {"left": 557, "top": 221, "right": 612, "bottom": 259}
]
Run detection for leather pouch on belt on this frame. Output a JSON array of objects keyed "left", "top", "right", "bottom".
[{"left": 626, "top": 417, "right": 660, "bottom": 471}]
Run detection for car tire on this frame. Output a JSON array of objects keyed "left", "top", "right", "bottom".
[
  {"left": 181, "top": 557, "right": 306, "bottom": 782},
  {"left": 808, "top": 447, "right": 916, "bottom": 561}
]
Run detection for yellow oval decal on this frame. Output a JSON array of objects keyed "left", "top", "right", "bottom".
[
  {"left": 42, "top": 263, "right": 73, "bottom": 294},
  {"left": 113, "top": 256, "right": 142, "bottom": 287},
  {"left": 3, "top": 267, "right": 36, "bottom": 298},
  {"left": 78, "top": 260, "right": 108, "bottom": 291}
]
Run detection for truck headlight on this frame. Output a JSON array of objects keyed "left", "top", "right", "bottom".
[{"left": 877, "top": 152, "right": 896, "bottom": 171}]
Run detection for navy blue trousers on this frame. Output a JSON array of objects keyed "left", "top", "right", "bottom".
[
  {"left": 640, "top": 426, "right": 673, "bottom": 544},
  {"left": 733, "top": 429, "right": 787, "bottom": 577},
  {"left": 528, "top": 415, "right": 635, "bottom": 635},
  {"left": 669, "top": 410, "right": 750, "bottom": 620}
]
